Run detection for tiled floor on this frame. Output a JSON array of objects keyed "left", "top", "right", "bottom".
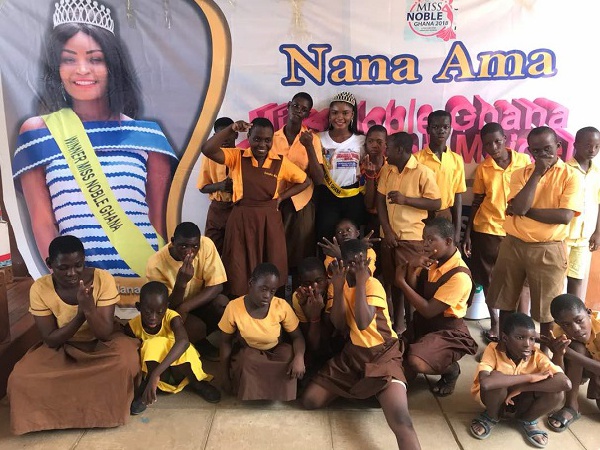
[{"left": 1, "top": 319, "right": 598, "bottom": 449}]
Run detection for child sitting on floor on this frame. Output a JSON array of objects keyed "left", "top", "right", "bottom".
[
  {"left": 395, "top": 217, "right": 477, "bottom": 397},
  {"left": 471, "top": 313, "right": 569, "bottom": 448},
  {"left": 126, "top": 281, "right": 221, "bottom": 414},
  {"left": 219, "top": 263, "right": 306, "bottom": 401},
  {"left": 544, "top": 294, "right": 600, "bottom": 432},
  {"left": 302, "top": 239, "right": 421, "bottom": 450}
]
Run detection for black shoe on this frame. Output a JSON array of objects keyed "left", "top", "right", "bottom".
[
  {"left": 130, "top": 398, "right": 147, "bottom": 415},
  {"left": 196, "top": 339, "right": 220, "bottom": 362},
  {"left": 192, "top": 380, "right": 221, "bottom": 403}
]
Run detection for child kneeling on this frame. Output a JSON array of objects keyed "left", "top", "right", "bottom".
[
  {"left": 471, "top": 313, "right": 570, "bottom": 448},
  {"left": 302, "top": 239, "right": 420, "bottom": 450},
  {"left": 219, "top": 263, "right": 306, "bottom": 401},
  {"left": 126, "top": 282, "right": 221, "bottom": 414}
]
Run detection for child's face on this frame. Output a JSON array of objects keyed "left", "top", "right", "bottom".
[
  {"left": 502, "top": 326, "right": 537, "bottom": 361},
  {"left": 288, "top": 97, "right": 312, "bottom": 123},
  {"left": 555, "top": 308, "right": 592, "bottom": 343},
  {"left": 335, "top": 221, "right": 360, "bottom": 242},
  {"left": 248, "top": 126, "right": 273, "bottom": 159},
  {"left": 299, "top": 268, "right": 328, "bottom": 296},
  {"left": 343, "top": 251, "right": 365, "bottom": 277},
  {"left": 427, "top": 116, "right": 451, "bottom": 146},
  {"left": 422, "top": 226, "right": 452, "bottom": 259},
  {"left": 47, "top": 251, "right": 85, "bottom": 289},
  {"left": 170, "top": 235, "right": 200, "bottom": 262},
  {"left": 248, "top": 274, "right": 279, "bottom": 308},
  {"left": 386, "top": 138, "right": 409, "bottom": 166},
  {"left": 216, "top": 125, "right": 237, "bottom": 148},
  {"left": 139, "top": 293, "right": 168, "bottom": 332},
  {"left": 528, "top": 131, "right": 559, "bottom": 165},
  {"left": 481, "top": 131, "right": 507, "bottom": 161},
  {"left": 366, "top": 131, "right": 387, "bottom": 157},
  {"left": 574, "top": 131, "right": 600, "bottom": 161}
]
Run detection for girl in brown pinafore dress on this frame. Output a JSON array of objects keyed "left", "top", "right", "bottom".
[
  {"left": 396, "top": 217, "right": 478, "bottom": 397},
  {"left": 201, "top": 118, "right": 311, "bottom": 296}
]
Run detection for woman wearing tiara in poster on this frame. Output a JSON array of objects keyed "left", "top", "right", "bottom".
[{"left": 11, "top": 0, "right": 177, "bottom": 279}]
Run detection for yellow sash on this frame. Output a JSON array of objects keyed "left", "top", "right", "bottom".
[
  {"left": 322, "top": 161, "right": 365, "bottom": 198},
  {"left": 42, "top": 108, "right": 161, "bottom": 276}
]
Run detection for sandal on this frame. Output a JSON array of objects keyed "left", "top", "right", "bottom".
[
  {"left": 432, "top": 364, "right": 460, "bottom": 397},
  {"left": 518, "top": 419, "right": 548, "bottom": 448},
  {"left": 547, "top": 406, "right": 581, "bottom": 433},
  {"left": 470, "top": 411, "right": 499, "bottom": 440},
  {"left": 482, "top": 330, "right": 499, "bottom": 343}
]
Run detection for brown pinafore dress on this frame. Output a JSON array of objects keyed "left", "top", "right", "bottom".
[
  {"left": 222, "top": 156, "right": 288, "bottom": 296},
  {"left": 407, "top": 267, "right": 478, "bottom": 373}
]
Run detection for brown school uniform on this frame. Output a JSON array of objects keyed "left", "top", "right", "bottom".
[
  {"left": 221, "top": 148, "right": 307, "bottom": 296},
  {"left": 312, "top": 277, "right": 406, "bottom": 399},
  {"left": 197, "top": 157, "right": 234, "bottom": 254},
  {"left": 407, "top": 250, "right": 478, "bottom": 373},
  {"left": 273, "top": 125, "right": 323, "bottom": 268},
  {"left": 7, "top": 270, "right": 140, "bottom": 435},
  {"left": 219, "top": 296, "right": 300, "bottom": 401}
]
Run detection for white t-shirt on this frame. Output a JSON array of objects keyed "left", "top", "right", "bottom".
[{"left": 319, "top": 132, "right": 365, "bottom": 187}]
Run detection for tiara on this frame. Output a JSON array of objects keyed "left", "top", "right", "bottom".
[
  {"left": 332, "top": 91, "right": 356, "bottom": 107},
  {"left": 53, "top": 0, "right": 115, "bottom": 34}
]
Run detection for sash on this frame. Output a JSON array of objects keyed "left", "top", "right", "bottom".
[
  {"left": 322, "top": 162, "right": 365, "bottom": 198},
  {"left": 42, "top": 108, "right": 160, "bottom": 276}
]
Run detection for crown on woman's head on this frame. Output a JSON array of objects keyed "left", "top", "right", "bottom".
[
  {"left": 332, "top": 91, "right": 357, "bottom": 107},
  {"left": 53, "top": 0, "right": 114, "bottom": 34}
]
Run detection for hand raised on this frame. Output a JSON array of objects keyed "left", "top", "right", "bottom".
[
  {"left": 176, "top": 253, "right": 194, "bottom": 287},
  {"left": 299, "top": 130, "right": 314, "bottom": 148},
  {"left": 318, "top": 236, "right": 342, "bottom": 260},
  {"left": 232, "top": 120, "right": 251, "bottom": 133}
]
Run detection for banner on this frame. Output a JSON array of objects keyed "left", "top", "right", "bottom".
[{"left": 0, "top": 0, "right": 597, "bottom": 299}]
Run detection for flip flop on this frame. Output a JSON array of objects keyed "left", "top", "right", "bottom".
[
  {"left": 470, "top": 411, "right": 499, "bottom": 440},
  {"left": 547, "top": 406, "right": 581, "bottom": 433},
  {"left": 518, "top": 419, "right": 548, "bottom": 448},
  {"left": 482, "top": 330, "right": 499, "bottom": 343},
  {"left": 432, "top": 364, "right": 460, "bottom": 397}
]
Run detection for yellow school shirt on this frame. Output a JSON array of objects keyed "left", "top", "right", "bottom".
[
  {"left": 566, "top": 159, "right": 600, "bottom": 245},
  {"left": 29, "top": 269, "right": 119, "bottom": 341},
  {"left": 425, "top": 249, "right": 471, "bottom": 318},
  {"left": 197, "top": 156, "right": 232, "bottom": 203},
  {"left": 326, "top": 277, "right": 396, "bottom": 348},
  {"left": 377, "top": 157, "right": 441, "bottom": 240},
  {"left": 472, "top": 150, "right": 531, "bottom": 236},
  {"left": 415, "top": 146, "right": 466, "bottom": 210},
  {"left": 218, "top": 296, "right": 300, "bottom": 350},
  {"left": 129, "top": 309, "right": 210, "bottom": 393},
  {"left": 222, "top": 147, "right": 308, "bottom": 203},
  {"left": 471, "top": 342, "right": 563, "bottom": 400},
  {"left": 504, "top": 159, "right": 582, "bottom": 242},
  {"left": 324, "top": 248, "right": 377, "bottom": 276},
  {"left": 146, "top": 237, "right": 227, "bottom": 300},
  {"left": 272, "top": 125, "right": 323, "bottom": 211},
  {"left": 554, "top": 310, "right": 600, "bottom": 361}
]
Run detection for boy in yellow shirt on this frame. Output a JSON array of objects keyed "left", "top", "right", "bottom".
[
  {"left": 470, "top": 312, "right": 569, "bottom": 447},
  {"left": 197, "top": 117, "right": 238, "bottom": 255},
  {"left": 146, "top": 222, "right": 229, "bottom": 360},
  {"left": 486, "top": 127, "right": 582, "bottom": 347},
  {"left": 377, "top": 131, "right": 441, "bottom": 334},
  {"left": 415, "top": 110, "right": 466, "bottom": 243},
  {"left": 565, "top": 127, "right": 600, "bottom": 298},
  {"left": 463, "top": 123, "right": 531, "bottom": 341}
]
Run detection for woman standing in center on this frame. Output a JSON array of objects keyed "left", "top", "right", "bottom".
[{"left": 316, "top": 92, "right": 367, "bottom": 243}]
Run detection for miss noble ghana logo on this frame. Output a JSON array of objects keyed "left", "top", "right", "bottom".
[{"left": 406, "top": 0, "right": 457, "bottom": 41}]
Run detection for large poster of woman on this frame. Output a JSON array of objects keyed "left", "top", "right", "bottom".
[{"left": 0, "top": 0, "right": 231, "bottom": 303}]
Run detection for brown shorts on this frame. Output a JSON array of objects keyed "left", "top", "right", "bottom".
[
  {"left": 486, "top": 235, "right": 568, "bottom": 323},
  {"left": 381, "top": 240, "right": 423, "bottom": 286},
  {"left": 469, "top": 231, "right": 504, "bottom": 290},
  {"left": 281, "top": 199, "right": 316, "bottom": 268}
]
